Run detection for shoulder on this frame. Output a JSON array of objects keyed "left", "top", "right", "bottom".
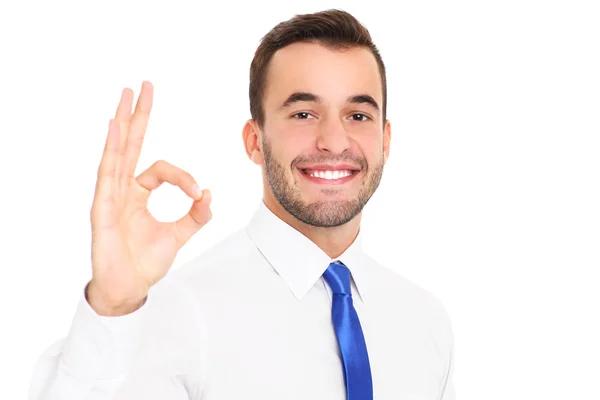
[
  {"left": 175, "top": 228, "right": 254, "bottom": 273},
  {"left": 163, "top": 227, "right": 264, "bottom": 296},
  {"left": 363, "top": 253, "right": 440, "bottom": 303},
  {"left": 362, "top": 252, "right": 452, "bottom": 331}
]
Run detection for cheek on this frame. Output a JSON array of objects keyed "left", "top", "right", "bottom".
[
  {"left": 265, "top": 140, "right": 301, "bottom": 173},
  {"left": 351, "top": 131, "right": 380, "bottom": 151},
  {"left": 287, "top": 135, "right": 313, "bottom": 155},
  {"left": 271, "top": 128, "right": 315, "bottom": 161}
]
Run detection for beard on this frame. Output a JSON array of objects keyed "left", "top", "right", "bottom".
[{"left": 262, "top": 137, "right": 384, "bottom": 228}]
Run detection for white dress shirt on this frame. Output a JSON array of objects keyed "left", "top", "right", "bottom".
[{"left": 29, "top": 200, "right": 456, "bottom": 400}]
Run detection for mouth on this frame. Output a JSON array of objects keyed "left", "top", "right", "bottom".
[{"left": 298, "top": 168, "right": 361, "bottom": 185}]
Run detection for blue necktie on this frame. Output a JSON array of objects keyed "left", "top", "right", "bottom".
[{"left": 323, "top": 261, "right": 373, "bottom": 400}]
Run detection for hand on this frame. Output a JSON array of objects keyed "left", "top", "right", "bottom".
[{"left": 87, "top": 81, "right": 212, "bottom": 315}]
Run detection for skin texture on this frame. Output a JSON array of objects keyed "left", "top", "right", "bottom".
[
  {"left": 87, "top": 41, "right": 391, "bottom": 316},
  {"left": 243, "top": 42, "right": 392, "bottom": 258}
]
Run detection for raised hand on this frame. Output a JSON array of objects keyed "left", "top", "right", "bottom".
[{"left": 87, "top": 81, "right": 212, "bottom": 316}]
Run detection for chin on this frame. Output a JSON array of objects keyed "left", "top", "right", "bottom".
[{"left": 290, "top": 198, "right": 363, "bottom": 228}]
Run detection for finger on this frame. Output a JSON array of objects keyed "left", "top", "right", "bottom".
[
  {"left": 113, "top": 87, "right": 134, "bottom": 176},
  {"left": 136, "top": 160, "right": 203, "bottom": 200},
  {"left": 94, "top": 119, "right": 121, "bottom": 201},
  {"left": 115, "top": 87, "right": 134, "bottom": 121},
  {"left": 121, "top": 81, "right": 153, "bottom": 178},
  {"left": 173, "top": 189, "right": 212, "bottom": 245}
]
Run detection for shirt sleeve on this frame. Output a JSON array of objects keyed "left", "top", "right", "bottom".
[
  {"left": 436, "top": 298, "right": 456, "bottom": 400},
  {"left": 440, "top": 347, "right": 456, "bottom": 400},
  {"left": 29, "top": 277, "right": 204, "bottom": 400}
]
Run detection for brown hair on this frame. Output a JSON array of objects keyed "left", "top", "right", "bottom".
[{"left": 249, "top": 9, "right": 387, "bottom": 129}]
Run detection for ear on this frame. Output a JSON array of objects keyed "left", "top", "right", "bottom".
[
  {"left": 383, "top": 119, "right": 391, "bottom": 164},
  {"left": 242, "top": 119, "right": 264, "bottom": 166}
]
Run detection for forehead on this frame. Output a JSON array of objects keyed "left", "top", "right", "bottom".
[{"left": 264, "top": 41, "right": 382, "bottom": 107}]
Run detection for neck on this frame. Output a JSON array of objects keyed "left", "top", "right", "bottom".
[{"left": 263, "top": 195, "right": 361, "bottom": 259}]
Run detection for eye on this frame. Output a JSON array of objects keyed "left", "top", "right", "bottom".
[
  {"left": 292, "top": 112, "right": 315, "bottom": 120},
  {"left": 349, "top": 113, "right": 370, "bottom": 122}
]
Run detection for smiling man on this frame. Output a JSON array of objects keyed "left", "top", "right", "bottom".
[{"left": 30, "top": 9, "right": 455, "bottom": 400}]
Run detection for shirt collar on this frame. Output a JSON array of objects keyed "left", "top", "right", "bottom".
[{"left": 245, "top": 200, "right": 369, "bottom": 303}]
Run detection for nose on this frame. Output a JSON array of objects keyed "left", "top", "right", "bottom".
[{"left": 315, "top": 115, "right": 351, "bottom": 154}]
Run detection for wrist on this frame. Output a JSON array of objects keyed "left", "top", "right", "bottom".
[{"left": 85, "top": 280, "right": 147, "bottom": 316}]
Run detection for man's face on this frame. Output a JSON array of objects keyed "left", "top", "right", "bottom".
[{"left": 259, "top": 42, "right": 391, "bottom": 228}]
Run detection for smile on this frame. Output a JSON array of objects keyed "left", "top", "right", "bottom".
[{"left": 299, "top": 168, "right": 360, "bottom": 185}]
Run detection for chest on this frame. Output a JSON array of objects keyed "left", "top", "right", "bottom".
[{"left": 200, "top": 291, "right": 445, "bottom": 399}]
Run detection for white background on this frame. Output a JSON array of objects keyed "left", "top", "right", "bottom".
[{"left": 1, "top": 0, "right": 599, "bottom": 398}]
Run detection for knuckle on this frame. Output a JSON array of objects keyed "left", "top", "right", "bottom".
[
  {"left": 151, "top": 160, "right": 169, "bottom": 176},
  {"left": 116, "top": 141, "right": 126, "bottom": 156},
  {"left": 127, "top": 137, "right": 144, "bottom": 151},
  {"left": 150, "top": 160, "right": 183, "bottom": 183},
  {"left": 153, "top": 159, "right": 166, "bottom": 169}
]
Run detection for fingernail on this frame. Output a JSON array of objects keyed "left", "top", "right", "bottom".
[{"left": 192, "top": 184, "right": 203, "bottom": 198}]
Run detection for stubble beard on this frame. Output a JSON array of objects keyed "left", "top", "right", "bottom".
[{"left": 262, "top": 138, "right": 384, "bottom": 228}]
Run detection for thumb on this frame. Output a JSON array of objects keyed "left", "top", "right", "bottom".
[{"left": 173, "top": 189, "right": 213, "bottom": 245}]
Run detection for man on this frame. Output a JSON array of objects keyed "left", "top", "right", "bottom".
[{"left": 29, "top": 9, "right": 455, "bottom": 400}]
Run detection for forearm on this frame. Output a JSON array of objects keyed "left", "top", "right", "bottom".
[{"left": 30, "top": 281, "right": 146, "bottom": 400}]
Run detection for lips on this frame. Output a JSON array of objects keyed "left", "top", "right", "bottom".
[
  {"left": 296, "top": 163, "right": 361, "bottom": 172},
  {"left": 294, "top": 161, "right": 363, "bottom": 186},
  {"left": 298, "top": 168, "right": 360, "bottom": 185}
]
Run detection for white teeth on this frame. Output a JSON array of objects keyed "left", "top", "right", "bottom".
[{"left": 308, "top": 170, "right": 353, "bottom": 180}]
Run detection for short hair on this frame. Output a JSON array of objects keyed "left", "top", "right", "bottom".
[{"left": 249, "top": 9, "right": 387, "bottom": 129}]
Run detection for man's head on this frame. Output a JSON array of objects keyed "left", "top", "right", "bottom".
[{"left": 243, "top": 9, "right": 391, "bottom": 228}]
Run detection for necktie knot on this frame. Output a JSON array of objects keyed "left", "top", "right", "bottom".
[{"left": 323, "top": 261, "right": 352, "bottom": 296}]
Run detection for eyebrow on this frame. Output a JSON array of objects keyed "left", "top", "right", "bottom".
[{"left": 279, "top": 91, "right": 380, "bottom": 113}]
